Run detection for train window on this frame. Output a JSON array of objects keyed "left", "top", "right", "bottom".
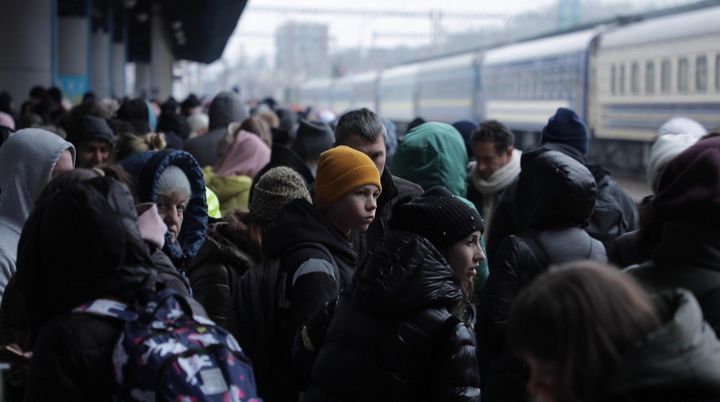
[
  {"left": 631, "top": 62, "right": 640, "bottom": 94},
  {"left": 645, "top": 61, "right": 655, "bottom": 94},
  {"left": 661, "top": 59, "right": 671, "bottom": 93},
  {"left": 619, "top": 64, "right": 625, "bottom": 95},
  {"left": 696, "top": 55, "right": 708, "bottom": 92},
  {"left": 678, "top": 57, "right": 689, "bottom": 93},
  {"left": 611, "top": 65, "right": 616, "bottom": 95}
]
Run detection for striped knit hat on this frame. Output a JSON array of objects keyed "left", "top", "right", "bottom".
[
  {"left": 392, "top": 186, "right": 484, "bottom": 251},
  {"left": 315, "top": 145, "right": 382, "bottom": 209}
]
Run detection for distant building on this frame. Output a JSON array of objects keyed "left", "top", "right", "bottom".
[{"left": 275, "top": 21, "right": 330, "bottom": 78}]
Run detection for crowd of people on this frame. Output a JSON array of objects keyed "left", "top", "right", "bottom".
[{"left": 0, "top": 84, "right": 720, "bottom": 402}]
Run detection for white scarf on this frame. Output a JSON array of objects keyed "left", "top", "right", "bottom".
[
  {"left": 468, "top": 149, "right": 522, "bottom": 229},
  {"left": 468, "top": 149, "right": 522, "bottom": 195}
]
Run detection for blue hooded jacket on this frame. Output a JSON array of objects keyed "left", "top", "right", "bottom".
[{"left": 122, "top": 149, "right": 208, "bottom": 268}]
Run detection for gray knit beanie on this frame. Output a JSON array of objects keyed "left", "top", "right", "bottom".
[
  {"left": 249, "top": 166, "right": 311, "bottom": 224},
  {"left": 157, "top": 165, "right": 191, "bottom": 196}
]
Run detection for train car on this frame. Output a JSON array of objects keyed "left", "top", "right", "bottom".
[
  {"left": 415, "top": 53, "right": 480, "bottom": 123},
  {"left": 590, "top": 6, "right": 720, "bottom": 142},
  {"left": 377, "top": 64, "right": 419, "bottom": 123},
  {"left": 300, "top": 78, "right": 333, "bottom": 112},
  {"left": 480, "top": 29, "right": 598, "bottom": 140}
]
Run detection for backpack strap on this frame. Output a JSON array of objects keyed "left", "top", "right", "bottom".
[{"left": 517, "top": 235, "right": 550, "bottom": 267}]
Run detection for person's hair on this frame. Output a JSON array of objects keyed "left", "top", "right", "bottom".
[
  {"left": 240, "top": 116, "right": 272, "bottom": 147},
  {"left": 507, "top": 261, "right": 661, "bottom": 402},
  {"left": 471, "top": 120, "right": 515, "bottom": 154},
  {"left": 257, "top": 110, "right": 280, "bottom": 129},
  {"left": 335, "top": 108, "right": 385, "bottom": 145},
  {"left": 115, "top": 132, "right": 166, "bottom": 161}
]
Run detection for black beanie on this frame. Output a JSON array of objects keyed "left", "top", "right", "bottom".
[
  {"left": 541, "top": 108, "right": 588, "bottom": 155},
  {"left": 68, "top": 115, "right": 114, "bottom": 146},
  {"left": 392, "top": 186, "right": 484, "bottom": 251},
  {"left": 292, "top": 119, "right": 334, "bottom": 160}
]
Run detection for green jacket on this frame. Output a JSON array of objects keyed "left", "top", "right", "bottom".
[
  {"left": 203, "top": 166, "right": 253, "bottom": 216},
  {"left": 393, "top": 122, "right": 468, "bottom": 198}
]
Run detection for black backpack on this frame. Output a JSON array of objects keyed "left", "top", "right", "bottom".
[{"left": 232, "top": 242, "right": 338, "bottom": 396}]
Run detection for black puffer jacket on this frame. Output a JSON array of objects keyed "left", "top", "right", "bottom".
[
  {"left": 350, "top": 168, "right": 423, "bottom": 260},
  {"left": 478, "top": 150, "right": 606, "bottom": 402},
  {"left": 258, "top": 198, "right": 357, "bottom": 402},
  {"left": 485, "top": 143, "right": 637, "bottom": 262},
  {"left": 185, "top": 213, "right": 259, "bottom": 330},
  {"left": 20, "top": 178, "right": 167, "bottom": 401},
  {"left": 306, "top": 231, "right": 481, "bottom": 402}
]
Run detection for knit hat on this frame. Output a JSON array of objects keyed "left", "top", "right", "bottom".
[
  {"left": 157, "top": 165, "right": 191, "bottom": 196},
  {"left": 541, "top": 108, "right": 589, "bottom": 155},
  {"left": 647, "top": 132, "right": 702, "bottom": 192},
  {"left": 657, "top": 117, "right": 707, "bottom": 137},
  {"left": 392, "top": 186, "right": 484, "bottom": 251},
  {"left": 452, "top": 120, "right": 477, "bottom": 159},
  {"left": 292, "top": 119, "right": 334, "bottom": 160},
  {"left": 248, "top": 166, "right": 311, "bottom": 224},
  {"left": 315, "top": 145, "right": 382, "bottom": 209},
  {"left": 653, "top": 135, "right": 720, "bottom": 224},
  {"left": 68, "top": 115, "right": 114, "bottom": 146}
]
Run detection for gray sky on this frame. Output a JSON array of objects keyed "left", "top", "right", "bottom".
[{"left": 219, "top": 0, "right": 695, "bottom": 66}]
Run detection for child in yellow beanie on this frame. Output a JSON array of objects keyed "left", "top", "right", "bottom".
[
  {"left": 255, "top": 145, "right": 381, "bottom": 401},
  {"left": 314, "top": 145, "right": 382, "bottom": 234}
]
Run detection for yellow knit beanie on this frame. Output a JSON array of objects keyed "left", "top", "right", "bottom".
[{"left": 315, "top": 145, "right": 382, "bottom": 209}]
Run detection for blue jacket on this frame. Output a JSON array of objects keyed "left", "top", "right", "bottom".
[{"left": 122, "top": 149, "right": 208, "bottom": 268}]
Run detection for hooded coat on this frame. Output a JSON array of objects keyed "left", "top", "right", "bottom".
[
  {"left": 306, "top": 231, "right": 480, "bottom": 402},
  {"left": 628, "top": 135, "right": 720, "bottom": 335},
  {"left": 183, "top": 91, "right": 248, "bottom": 167},
  {"left": 392, "top": 122, "right": 468, "bottom": 198},
  {"left": 485, "top": 142, "right": 637, "bottom": 263},
  {"left": 122, "top": 149, "right": 208, "bottom": 269},
  {"left": 601, "top": 289, "right": 720, "bottom": 401},
  {"left": 258, "top": 198, "right": 357, "bottom": 402},
  {"left": 0, "top": 129, "right": 74, "bottom": 298},
  {"left": 21, "top": 178, "right": 186, "bottom": 401},
  {"left": 478, "top": 150, "right": 606, "bottom": 402}
]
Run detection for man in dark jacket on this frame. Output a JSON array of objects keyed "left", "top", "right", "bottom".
[
  {"left": 628, "top": 135, "right": 720, "bottom": 335},
  {"left": 183, "top": 91, "right": 248, "bottom": 167},
  {"left": 334, "top": 108, "right": 423, "bottom": 260},
  {"left": 478, "top": 149, "right": 607, "bottom": 402},
  {"left": 485, "top": 108, "right": 637, "bottom": 262}
]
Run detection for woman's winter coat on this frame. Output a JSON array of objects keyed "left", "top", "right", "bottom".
[
  {"left": 478, "top": 149, "right": 606, "bottom": 402},
  {"left": 306, "top": 231, "right": 481, "bottom": 402}
]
